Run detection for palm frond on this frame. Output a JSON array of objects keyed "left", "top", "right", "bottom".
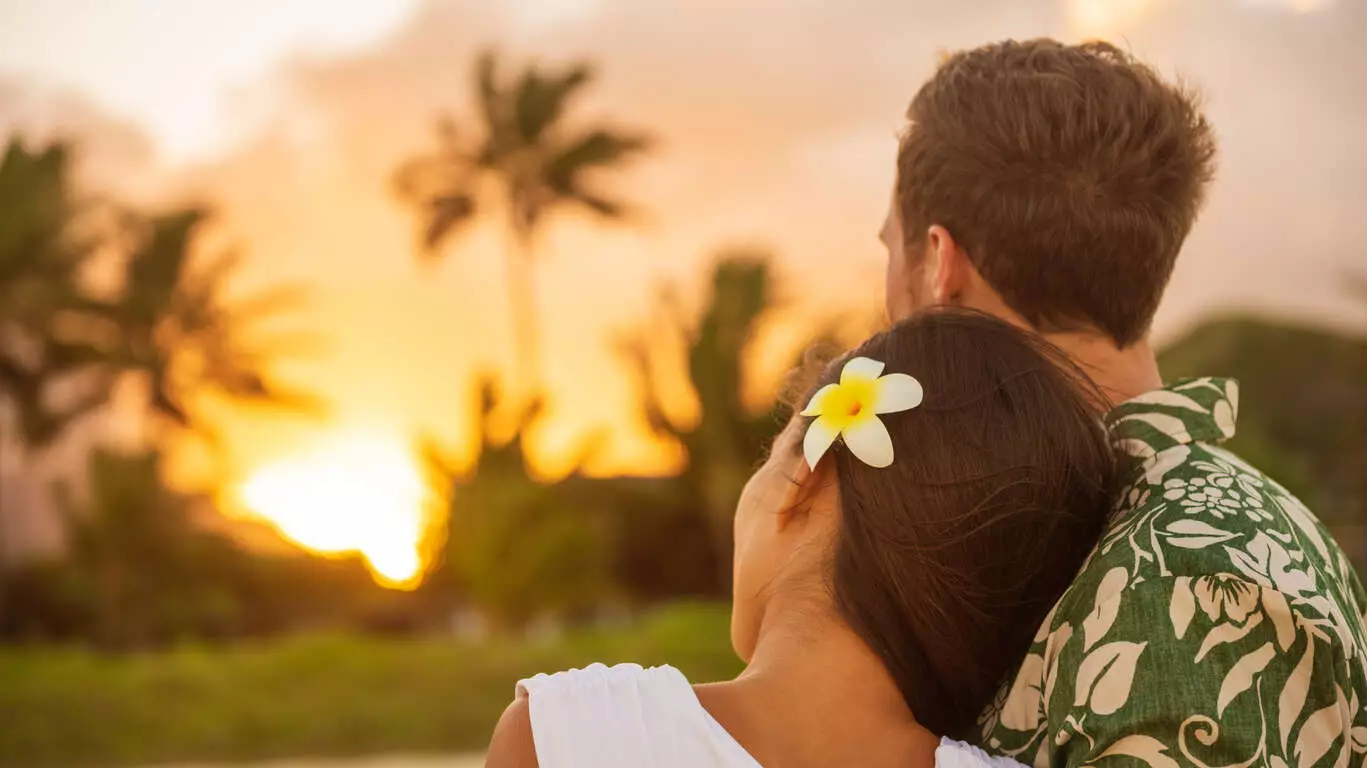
[
  {"left": 4, "top": 358, "right": 112, "bottom": 449},
  {"left": 474, "top": 50, "right": 503, "bottom": 137},
  {"left": 199, "top": 346, "right": 324, "bottom": 415},
  {"left": 199, "top": 282, "right": 309, "bottom": 330},
  {"left": 393, "top": 122, "right": 476, "bottom": 201},
  {"left": 124, "top": 210, "right": 210, "bottom": 318},
  {"left": 0, "top": 141, "right": 73, "bottom": 262},
  {"left": 423, "top": 193, "right": 477, "bottom": 254},
  {"left": 569, "top": 192, "right": 628, "bottom": 219},
  {"left": 108, "top": 205, "right": 319, "bottom": 440},
  {"left": 228, "top": 328, "right": 325, "bottom": 359},
  {"left": 45, "top": 339, "right": 111, "bottom": 371},
  {"left": 31, "top": 375, "right": 115, "bottom": 450},
  {"left": 149, "top": 376, "right": 191, "bottom": 427},
  {"left": 612, "top": 329, "right": 676, "bottom": 438},
  {"left": 514, "top": 62, "right": 593, "bottom": 145},
  {"left": 545, "top": 130, "right": 651, "bottom": 202},
  {"left": 391, "top": 156, "right": 433, "bottom": 200}
]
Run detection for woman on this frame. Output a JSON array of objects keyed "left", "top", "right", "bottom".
[{"left": 487, "top": 310, "right": 1120, "bottom": 768}]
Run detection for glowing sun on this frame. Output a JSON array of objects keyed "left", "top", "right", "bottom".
[{"left": 240, "top": 434, "right": 432, "bottom": 587}]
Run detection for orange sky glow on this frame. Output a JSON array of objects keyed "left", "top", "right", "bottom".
[{"left": 1, "top": 0, "right": 1362, "bottom": 584}]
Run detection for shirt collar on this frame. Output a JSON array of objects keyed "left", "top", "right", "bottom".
[{"left": 1106, "top": 377, "right": 1240, "bottom": 448}]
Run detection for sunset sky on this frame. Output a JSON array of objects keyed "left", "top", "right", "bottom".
[{"left": 1, "top": 0, "right": 1363, "bottom": 579}]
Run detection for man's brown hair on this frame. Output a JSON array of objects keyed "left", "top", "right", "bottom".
[{"left": 896, "top": 39, "right": 1217, "bottom": 346}]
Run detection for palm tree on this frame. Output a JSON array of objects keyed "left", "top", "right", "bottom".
[
  {"left": 395, "top": 51, "right": 650, "bottom": 400},
  {"left": 617, "top": 252, "right": 841, "bottom": 588},
  {"left": 112, "top": 208, "right": 318, "bottom": 450},
  {"left": 0, "top": 139, "right": 116, "bottom": 551}
]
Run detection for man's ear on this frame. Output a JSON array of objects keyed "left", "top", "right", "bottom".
[
  {"left": 926, "top": 224, "right": 971, "bottom": 305},
  {"left": 777, "top": 455, "right": 836, "bottom": 532}
]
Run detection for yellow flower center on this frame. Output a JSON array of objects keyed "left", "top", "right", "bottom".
[{"left": 818, "top": 377, "right": 877, "bottom": 431}]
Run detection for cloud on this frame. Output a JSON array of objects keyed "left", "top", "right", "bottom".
[
  {"left": 4, "top": 0, "right": 1365, "bottom": 478},
  {"left": 152, "top": 0, "right": 1367, "bottom": 472},
  {"left": 0, "top": 77, "right": 161, "bottom": 201}
]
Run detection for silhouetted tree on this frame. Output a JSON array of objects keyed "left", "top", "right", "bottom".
[
  {"left": 0, "top": 139, "right": 116, "bottom": 551},
  {"left": 421, "top": 381, "right": 611, "bottom": 630},
  {"left": 618, "top": 252, "right": 837, "bottom": 588},
  {"left": 0, "top": 446, "right": 411, "bottom": 646},
  {"left": 111, "top": 209, "right": 316, "bottom": 449},
  {"left": 394, "top": 51, "right": 650, "bottom": 399}
]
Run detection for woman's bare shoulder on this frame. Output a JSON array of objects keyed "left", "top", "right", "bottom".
[{"left": 484, "top": 696, "right": 538, "bottom": 768}]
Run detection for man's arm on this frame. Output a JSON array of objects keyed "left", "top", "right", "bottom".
[{"left": 1040, "top": 577, "right": 1361, "bottom": 768}]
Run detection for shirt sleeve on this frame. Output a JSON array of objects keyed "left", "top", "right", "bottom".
[{"left": 1037, "top": 576, "right": 1364, "bottom": 768}]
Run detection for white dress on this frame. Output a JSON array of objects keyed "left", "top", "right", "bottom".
[{"left": 516, "top": 663, "right": 1025, "bottom": 768}]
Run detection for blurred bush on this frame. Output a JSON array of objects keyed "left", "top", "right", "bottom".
[
  {"left": 0, "top": 601, "right": 739, "bottom": 768},
  {"left": 417, "top": 251, "right": 833, "bottom": 630},
  {"left": 1, "top": 448, "right": 424, "bottom": 647}
]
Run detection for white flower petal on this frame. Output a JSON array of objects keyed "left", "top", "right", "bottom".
[
  {"left": 800, "top": 383, "right": 840, "bottom": 417},
  {"left": 841, "top": 356, "right": 884, "bottom": 384},
  {"left": 803, "top": 417, "right": 840, "bottom": 469},
  {"left": 873, "top": 373, "right": 923, "bottom": 414},
  {"left": 843, "top": 416, "right": 895, "bottom": 468}
]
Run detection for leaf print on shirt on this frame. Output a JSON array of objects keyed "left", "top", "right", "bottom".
[
  {"left": 1216, "top": 642, "right": 1276, "bottom": 716},
  {"left": 1228, "top": 532, "right": 1318, "bottom": 598},
  {"left": 1043, "top": 622, "right": 1075, "bottom": 715},
  {"left": 1087, "top": 734, "right": 1182, "bottom": 768},
  {"left": 1075, "top": 641, "right": 1147, "bottom": 716},
  {"left": 1123, "top": 388, "right": 1212, "bottom": 414},
  {"left": 982, "top": 378, "right": 1367, "bottom": 768},
  {"left": 1114, "top": 412, "right": 1195, "bottom": 445},
  {"left": 1172, "top": 577, "right": 1198, "bottom": 639},
  {"left": 1084, "top": 568, "right": 1130, "bottom": 651},
  {"left": 1164, "top": 518, "right": 1239, "bottom": 550},
  {"left": 1351, "top": 724, "right": 1367, "bottom": 756},
  {"left": 1001, "top": 653, "right": 1046, "bottom": 732},
  {"left": 1213, "top": 381, "right": 1238, "bottom": 438},
  {"left": 1293, "top": 686, "right": 1350, "bottom": 768},
  {"left": 1279, "top": 634, "right": 1315, "bottom": 754}
]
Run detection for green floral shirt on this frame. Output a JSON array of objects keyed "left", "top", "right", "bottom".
[{"left": 981, "top": 378, "right": 1367, "bottom": 768}]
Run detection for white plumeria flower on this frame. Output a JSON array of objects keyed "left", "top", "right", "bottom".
[{"left": 800, "top": 356, "right": 924, "bottom": 469}]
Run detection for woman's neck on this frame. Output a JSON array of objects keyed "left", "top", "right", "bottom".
[{"left": 695, "top": 599, "right": 939, "bottom": 768}]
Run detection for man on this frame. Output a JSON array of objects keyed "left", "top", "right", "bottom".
[{"left": 883, "top": 39, "right": 1367, "bottom": 767}]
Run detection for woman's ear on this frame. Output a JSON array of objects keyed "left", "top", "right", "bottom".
[{"left": 777, "top": 454, "right": 838, "bottom": 532}]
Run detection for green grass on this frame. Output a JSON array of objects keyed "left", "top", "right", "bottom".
[{"left": 0, "top": 602, "right": 740, "bottom": 768}]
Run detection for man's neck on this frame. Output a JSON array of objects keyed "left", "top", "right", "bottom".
[{"left": 1039, "top": 330, "right": 1163, "bottom": 407}]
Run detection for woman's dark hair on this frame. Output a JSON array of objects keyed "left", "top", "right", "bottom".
[{"left": 800, "top": 309, "right": 1119, "bottom": 738}]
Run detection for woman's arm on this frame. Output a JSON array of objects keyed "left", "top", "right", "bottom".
[{"left": 484, "top": 697, "right": 539, "bottom": 768}]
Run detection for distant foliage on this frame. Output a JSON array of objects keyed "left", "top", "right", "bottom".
[
  {"left": 1158, "top": 315, "right": 1367, "bottom": 572},
  {"left": 0, "top": 602, "right": 739, "bottom": 767},
  {"left": 0, "top": 135, "right": 347, "bottom": 646},
  {"left": 421, "top": 385, "right": 613, "bottom": 630},
  {"left": 618, "top": 252, "right": 835, "bottom": 588},
  {"left": 111, "top": 209, "right": 315, "bottom": 442},
  {"left": 0, "top": 140, "right": 117, "bottom": 454},
  {"left": 0, "top": 448, "right": 414, "bottom": 647}
]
